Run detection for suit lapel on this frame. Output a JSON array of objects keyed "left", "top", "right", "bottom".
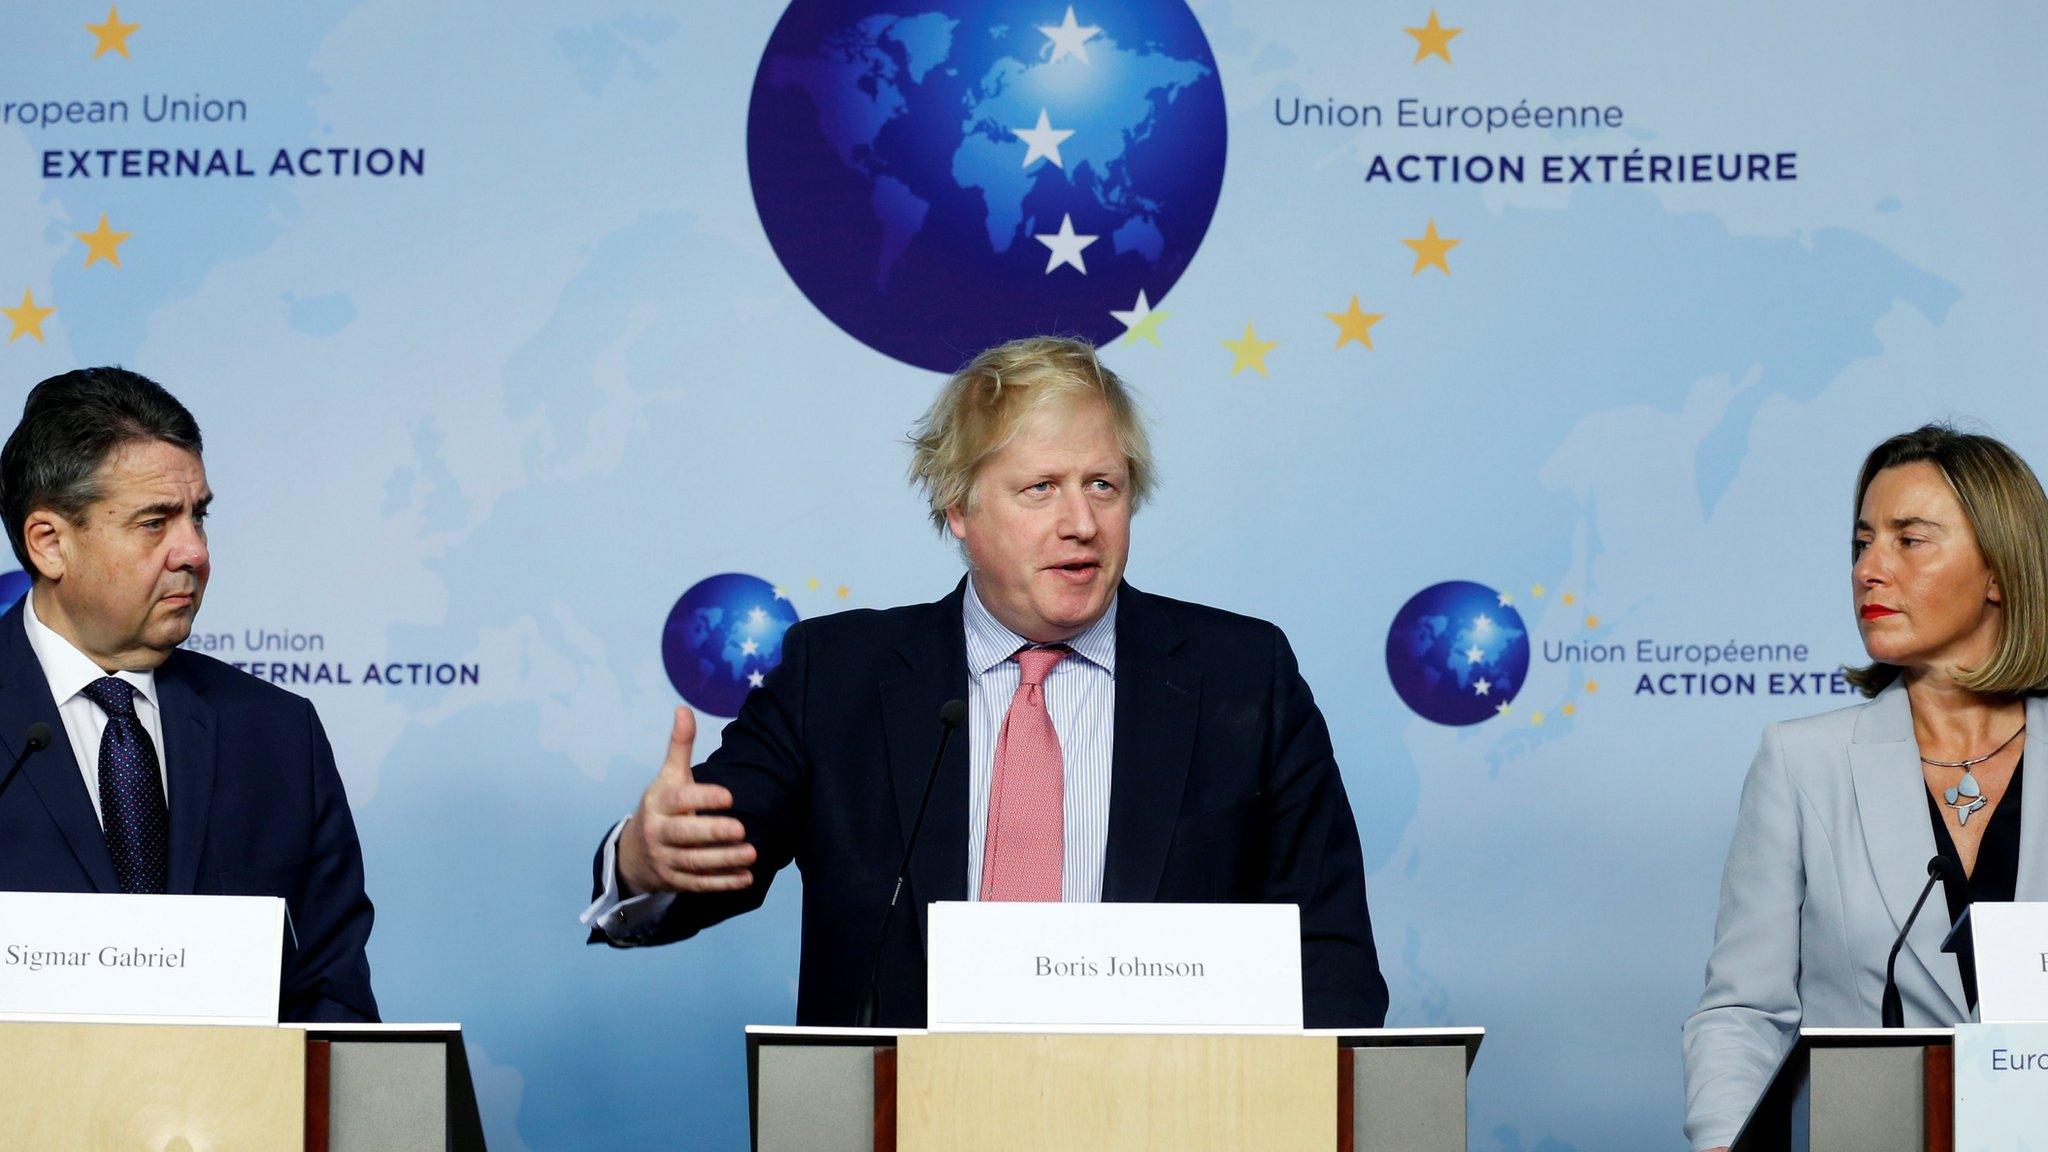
[
  {"left": 0, "top": 599, "right": 119, "bottom": 892},
  {"left": 1847, "top": 682, "right": 1967, "bottom": 1019},
  {"left": 155, "top": 654, "right": 216, "bottom": 895},
  {"left": 2014, "top": 694, "right": 2048, "bottom": 902},
  {"left": 881, "top": 584, "right": 971, "bottom": 951},
  {"left": 1100, "top": 585, "right": 1200, "bottom": 903}
]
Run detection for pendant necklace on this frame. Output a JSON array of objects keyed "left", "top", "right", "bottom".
[{"left": 1921, "top": 723, "right": 2026, "bottom": 827}]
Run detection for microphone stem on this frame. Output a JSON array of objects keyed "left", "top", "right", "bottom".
[{"left": 855, "top": 717, "right": 960, "bottom": 1028}]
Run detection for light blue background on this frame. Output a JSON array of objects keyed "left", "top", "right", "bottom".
[{"left": 5, "top": 3, "right": 2047, "bottom": 1148}]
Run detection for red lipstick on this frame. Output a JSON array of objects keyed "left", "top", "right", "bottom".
[{"left": 1860, "top": 604, "right": 1898, "bottom": 621}]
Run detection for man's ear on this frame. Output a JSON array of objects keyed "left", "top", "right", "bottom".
[
  {"left": 944, "top": 502, "right": 968, "bottom": 543},
  {"left": 21, "top": 510, "right": 68, "bottom": 582}
]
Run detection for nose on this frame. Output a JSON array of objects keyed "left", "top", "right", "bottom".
[
  {"left": 1058, "top": 487, "right": 1097, "bottom": 541},
  {"left": 1852, "top": 541, "right": 1884, "bottom": 588},
  {"left": 168, "top": 519, "right": 209, "bottom": 574}
]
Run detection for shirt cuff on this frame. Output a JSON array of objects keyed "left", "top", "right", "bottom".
[{"left": 579, "top": 816, "right": 676, "bottom": 944}]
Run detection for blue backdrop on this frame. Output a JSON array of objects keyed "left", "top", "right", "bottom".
[{"left": 5, "top": 2, "right": 2045, "bottom": 1148}]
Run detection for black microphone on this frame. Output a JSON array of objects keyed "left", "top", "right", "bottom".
[
  {"left": 854, "top": 698, "right": 967, "bottom": 1028},
  {"left": 1882, "top": 854, "right": 1964, "bottom": 1028},
  {"left": 0, "top": 722, "right": 54, "bottom": 803}
]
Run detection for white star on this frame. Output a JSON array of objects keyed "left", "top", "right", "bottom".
[
  {"left": 741, "top": 639, "right": 759, "bottom": 656},
  {"left": 1495, "top": 701, "right": 1512, "bottom": 715},
  {"left": 1110, "top": 289, "right": 1154, "bottom": 334},
  {"left": 1038, "top": 6, "right": 1102, "bottom": 64},
  {"left": 1012, "top": 108, "right": 1076, "bottom": 169},
  {"left": 1035, "top": 213, "right": 1098, "bottom": 274},
  {"left": 1473, "top": 678, "right": 1491, "bottom": 696},
  {"left": 748, "top": 606, "right": 767, "bottom": 625},
  {"left": 1474, "top": 614, "right": 1493, "bottom": 633},
  {"left": 747, "top": 671, "right": 765, "bottom": 688},
  {"left": 1464, "top": 645, "right": 1484, "bottom": 665},
  {"left": 772, "top": 586, "right": 789, "bottom": 601},
  {"left": 1497, "top": 592, "right": 1514, "bottom": 606}
]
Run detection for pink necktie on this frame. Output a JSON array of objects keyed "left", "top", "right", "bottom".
[{"left": 980, "top": 646, "right": 1069, "bottom": 901}]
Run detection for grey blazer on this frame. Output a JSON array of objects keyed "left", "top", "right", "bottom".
[{"left": 1681, "top": 683, "right": 2048, "bottom": 1149}]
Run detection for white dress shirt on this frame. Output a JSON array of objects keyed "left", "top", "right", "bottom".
[
  {"left": 21, "top": 589, "right": 169, "bottom": 826},
  {"left": 581, "top": 579, "right": 1119, "bottom": 941}
]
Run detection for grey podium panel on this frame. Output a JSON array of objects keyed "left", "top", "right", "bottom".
[
  {"left": 1353, "top": 1045, "right": 1466, "bottom": 1152},
  {"left": 1808, "top": 1046, "right": 1923, "bottom": 1152},
  {"left": 329, "top": 1040, "right": 449, "bottom": 1152},
  {"left": 757, "top": 1044, "right": 875, "bottom": 1152}
]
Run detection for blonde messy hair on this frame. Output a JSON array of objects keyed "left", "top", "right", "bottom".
[
  {"left": 908, "top": 335, "right": 1155, "bottom": 532},
  {"left": 1845, "top": 423, "right": 2048, "bottom": 697}
]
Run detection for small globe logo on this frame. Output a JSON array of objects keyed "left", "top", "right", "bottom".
[
  {"left": 747, "top": 1, "right": 1227, "bottom": 371},
  {"left": 1385, "top": 581, "right": 1530, "bottom": 726},
  {"left": 661, "top": 574, "right": 802, "bottom": 718},
  {"left": 0, "top": 570, "right": 27, "bottom": 612}
]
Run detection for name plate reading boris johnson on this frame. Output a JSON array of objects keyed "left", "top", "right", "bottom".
[
  {"left": 0, "top": 892, "right": 282, "bottom": 1025},
  {"left": 926, "top": 902, "right": 1302, "bottom": 1032},
  {"left": 1968, "top": 902, "right": 2048, "bottom": 1022}
]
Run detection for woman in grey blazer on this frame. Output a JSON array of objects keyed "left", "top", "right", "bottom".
[{"left": 1683, "top": 424, "right": 2048, "bottom": 1151}]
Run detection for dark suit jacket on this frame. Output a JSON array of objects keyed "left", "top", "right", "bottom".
[
  {"left": 591, "top": 581, "right": 1388, "bottom": 1028},
  {"left": 0, "top": 597, "right": 378, "bottom": 1022}
]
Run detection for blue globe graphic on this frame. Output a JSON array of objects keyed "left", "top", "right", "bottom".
[
  {"left": 661, "top": 574, "right": 802, "bottom": 718},
  {"left": 747, "top": 1, "right": 1226, "bottom": 371},
  {"left": 1385, "top": 581, "right": 1530, "bottom": 727}
]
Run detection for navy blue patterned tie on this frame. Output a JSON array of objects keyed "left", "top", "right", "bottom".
[{"left": 81, "top": 676, "right": 169, "bottom": 894}]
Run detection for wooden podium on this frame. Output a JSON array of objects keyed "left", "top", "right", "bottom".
[
  {"left": 747, "top": 1026, "right": 1482, "bottom": 1152},
  {"left": 1732, "top": 1027, "right": 1955, "bottom": 1152},
  {"left": 0, "top": 1020, "right": 488, "bottom": 1152}
]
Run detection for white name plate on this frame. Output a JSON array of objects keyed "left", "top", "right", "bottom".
[
  {"left": 1967, "top": 902, "right": 2048, "bottom": 1023},
  {"left": 0, "top": 891, "right": 283, "bottom": 1025},
  {"left": 1954, "top": 1022, "right": 2048, "bottom": 1148},
  {"left": 926, "top": 901, "right": 1302, "bottom": 1033}
]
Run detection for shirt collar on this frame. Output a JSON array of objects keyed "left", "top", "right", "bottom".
[
  {"left": 22, "top": 588, "right": 158, "bottom": 709},
  {"left": 963, "top": 577, "right": 1117, "bottom": 678}
]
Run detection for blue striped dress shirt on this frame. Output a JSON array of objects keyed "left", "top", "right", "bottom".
[{"left": 962, "top": 579, "right": 1116, "bottom": 903}]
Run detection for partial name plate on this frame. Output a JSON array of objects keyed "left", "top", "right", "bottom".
[
  {"left": 926, "top": 901, "right": 1302, "bottom": 1033},
  {"left": 1967, "top": 901, "right": 2048, "bottom": 1023},
  {"left": 0, "top": 891, "right": 282, "bottom": 1025},
  {"left": 1954, "top": 1022, "right": 2048, "bottom": 1147}
]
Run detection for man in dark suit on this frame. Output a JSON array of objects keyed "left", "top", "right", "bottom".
[
  {"left": 0, "top": 367, "right": 377, "bottom": 1023},
  {"left": 584, "top": 336, "right": 1386, "bottom": 1028}
]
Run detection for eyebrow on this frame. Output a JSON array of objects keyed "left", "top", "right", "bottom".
[
  {"left": 129, "top": 493, "right": 213, "bottom": 520},
  {"left": 1853, "top": 516, "right": 1944, "bottom": 532}
]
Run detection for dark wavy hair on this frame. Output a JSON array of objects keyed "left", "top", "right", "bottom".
[{"left": 1, "top": 366, "right": 202, "bottom": 572}]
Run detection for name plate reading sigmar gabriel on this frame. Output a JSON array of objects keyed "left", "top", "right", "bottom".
[
  {"left": 0, "top": 892, "right": 282, "bottom": 1025},
  {"left": 926, "top": 902, "right": 1302, "bottom": 1032}
]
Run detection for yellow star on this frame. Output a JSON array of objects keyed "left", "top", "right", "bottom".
[
  {"left": 1495, "top": 702, "right": 1511, "bottom": 716},
  {"left": 772, "top": 586, "right": 788, "bottom": 600},
  {"left": 1221, "top": 323, "right": 1277, "bottom": 377},
  {"left": 1122, "top": 309, "right": 1168, "bottom": 346},
  {"left": 1402, "top": 219, "right": 1460, "bottom": 275},
  {"left": 1561, "top": 591, "right": 1576, "bottom": 606},
  {"left": 806, "top": 577, "right": 820, "bottom": 590},
  {"left": 1325, "top": 295, "right": 1385, "bottom": 350},
  {"left": 836, "top": 585, "right": 850, "bottom": 599},
  {"left": 4, "top": 289, "right": 56, "bottom": 344},
  {"left": 1586, "top": 680, "right": 1599, "bottom": 693},
  {"left": 1529, "top": 711, "right": 1546, "bottom": 727},
  {"left": 1405, "top": 10, "right": 1462, "bottom": 64},
  {"left": 1561, "top": 703, "right": 1577, "bottom": 717},
  {"left": 1530, "top": 584, "right": 1547, "bottom": 599},
  {"left": 74, "top": 213, "right": 133, "bottom": 268},
  {"left": 86, "top": 5, "right": 140, "bottom": 58},
  {"left": 1585, "top": 614, "right": 1599, "bottom": 629}
]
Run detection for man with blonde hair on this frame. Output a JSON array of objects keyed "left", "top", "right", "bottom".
[{"left": 583, "top": 335, "right": 1388, "bottom": 1028}]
